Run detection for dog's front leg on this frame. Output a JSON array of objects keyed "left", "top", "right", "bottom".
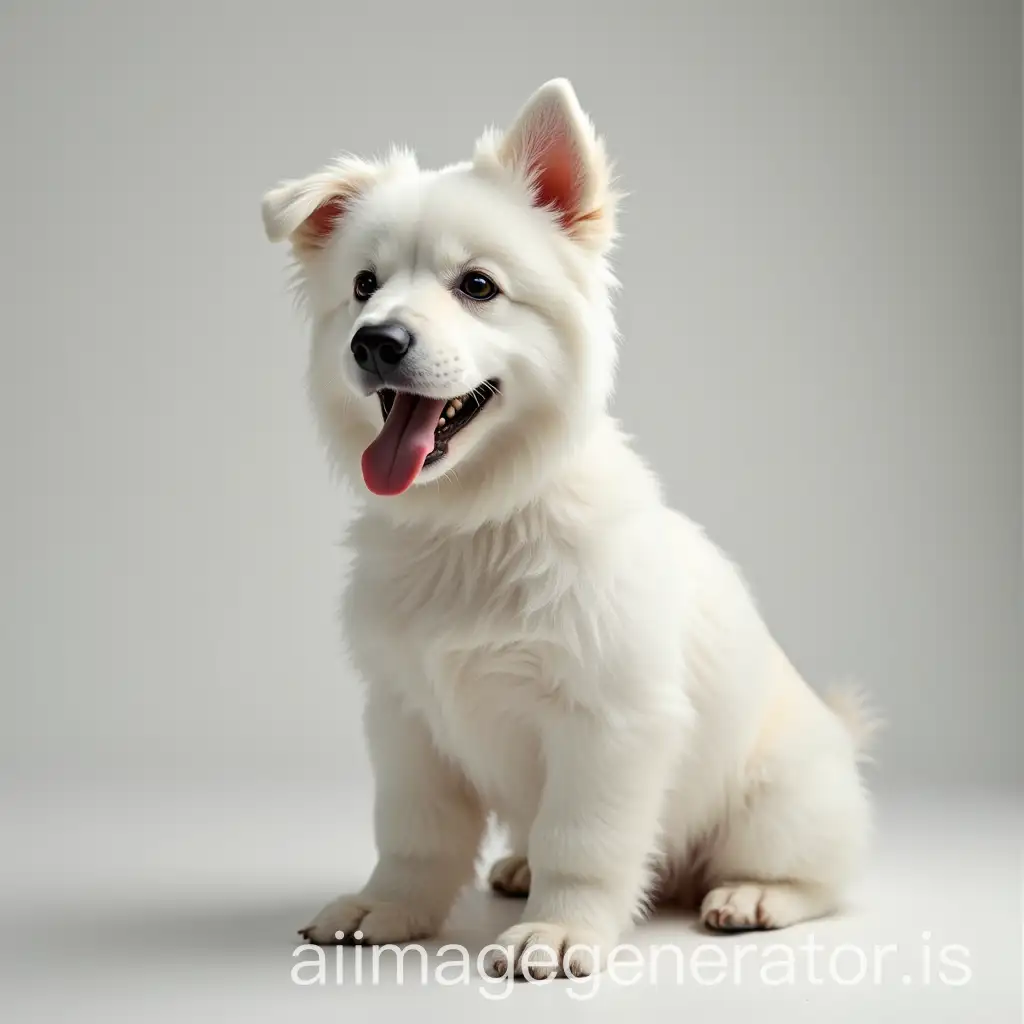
[
  {"left": 484, "top": 706, "right": 677, "bottom": 979},
  {"left": 300, "top": 685, "right": 485, "bottom": 945}
]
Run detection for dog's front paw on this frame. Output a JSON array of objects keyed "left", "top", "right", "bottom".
[
  {"left": 483, "top": 921, "right": 610, "bottom": 979},
  {"left": 299, "top": 895, "right": 436, "bottom": 946}
]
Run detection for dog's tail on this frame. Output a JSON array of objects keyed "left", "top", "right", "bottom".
[{"left": 823, "top": 680, "right": 884, "bottom": 762}]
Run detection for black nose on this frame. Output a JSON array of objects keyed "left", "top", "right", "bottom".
[{"left": 351, "top": 322, "right": 414, "bottom": 378}]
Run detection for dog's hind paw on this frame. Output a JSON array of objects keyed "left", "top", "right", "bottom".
[
  {"left": 700, "top": 881, "right": 835, "bottom": 932},
  {"left": 488, "top": 854, "right": 531, "bottom": 897}
]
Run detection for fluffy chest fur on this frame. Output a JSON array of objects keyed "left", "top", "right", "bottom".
[{"left": 341, "top": 491, "right": 689, "bottom": 807}]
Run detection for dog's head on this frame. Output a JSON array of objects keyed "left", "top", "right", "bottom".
[{"left": 262, "top": 79, "right": 622, "bottom": 526}]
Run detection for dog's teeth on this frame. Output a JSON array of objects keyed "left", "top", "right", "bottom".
[
  {"left": 453, "top": 398, "right": 463, "bottom": 411},
  {"left": 438, "top": 417, "right": 445, "bottom": 427},
  {"left": 445, "top": 404, "right": 456, "bottom": 419}
]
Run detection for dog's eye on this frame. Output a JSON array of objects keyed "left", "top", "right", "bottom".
[
  {"left": 353, "top": 271, "right": 378, "bottom": 301},
  {"left": 458, "top": 271, "right": 499, "bottom": 302}
]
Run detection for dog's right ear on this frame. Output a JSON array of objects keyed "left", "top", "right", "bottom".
[{"left": 260, "top": 156, "right": 382, "bottom": 256}]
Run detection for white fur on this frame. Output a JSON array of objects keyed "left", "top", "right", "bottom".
[{"left": 263, "top": 79, "right": 877, "bottom": 978}]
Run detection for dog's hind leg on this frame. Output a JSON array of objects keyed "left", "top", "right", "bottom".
[{"left": 699, "top": 732, "right": 871, "bottom": 933}]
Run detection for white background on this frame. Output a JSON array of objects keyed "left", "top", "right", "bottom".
[{"left": 0, "top": 2, "right": 1020, "bottom": 1021}]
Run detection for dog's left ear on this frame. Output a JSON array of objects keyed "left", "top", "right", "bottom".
[{"left": 486, "top": 78, "right": 618, "bottom": 252}]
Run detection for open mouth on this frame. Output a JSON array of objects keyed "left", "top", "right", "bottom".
[
  {"left": 360, "top": 380, "right": 499, "bottom": 496},
  {"left": 377, "top": 380, "right": 499, "bottom": 467}
]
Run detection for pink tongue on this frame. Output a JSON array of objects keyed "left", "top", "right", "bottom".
[{"left": 361, "top": 393, "right": 446, "bottom": 496}]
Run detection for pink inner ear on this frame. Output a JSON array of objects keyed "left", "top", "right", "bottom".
[
  {"left": 304, "top": 195, "right": 347, "bottom": 242},
  {"left": 527, "top": 133, "right": 581, "bottom": 229}
]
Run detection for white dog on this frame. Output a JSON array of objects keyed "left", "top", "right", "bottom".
[{"left": 262, "top": 79, "right": 877, "bottom": 979}]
